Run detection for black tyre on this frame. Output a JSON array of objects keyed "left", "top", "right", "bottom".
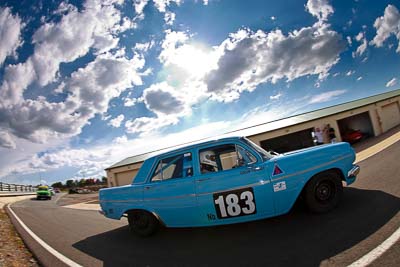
[
  {"left": 304, "top": 171, "right": 343, "bottom": 213},
  {"left": 127, "top": 210, "right": 159, "bottom": 237}
]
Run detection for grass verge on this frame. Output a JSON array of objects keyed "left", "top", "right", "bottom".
[{"left": 0, "top": 208, "right": 38, "bottom": 267}]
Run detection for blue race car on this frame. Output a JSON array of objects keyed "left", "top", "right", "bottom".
[{"left": 99, "top": 137, "right": 359, "bottom": 236}]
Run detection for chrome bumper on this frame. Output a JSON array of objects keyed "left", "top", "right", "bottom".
[{"left": 348, "top": 165, "right": 360, "bottom": 178}]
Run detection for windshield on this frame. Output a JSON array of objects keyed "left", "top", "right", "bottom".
[
  {"left": 242, "top": 137, "right": 275, "bottom": 160},
  {"left": 38, "top": 186, "right": 48, "bottom": 191}
]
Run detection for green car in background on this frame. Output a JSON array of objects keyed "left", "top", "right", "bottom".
[{"left": 36, "top": 186, "right": 52, "bottom": 200}]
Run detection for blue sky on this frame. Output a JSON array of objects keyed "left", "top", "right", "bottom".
[{"left": 0, "top": 0, "right": 399, "bottom": 185}]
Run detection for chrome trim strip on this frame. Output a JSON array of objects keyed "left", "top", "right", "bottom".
[
  {"left": 348, "top": 165, "right": 360, "bottom": 177},
  {"left": 196, "top": 180, "right": 270, "bottom": 196},
  {"left": 143, "top": 193, "right": 196, "bottom": 202},
  {"left": 100, "top": 199, "right": 141, "bottom": 203},
  {"left": 271, "top": 154, "right": 353, "bottom": 182}
]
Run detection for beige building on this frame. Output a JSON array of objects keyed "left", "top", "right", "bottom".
[{"left": 105, "top": 89, "right": 400, "bottom": 187}]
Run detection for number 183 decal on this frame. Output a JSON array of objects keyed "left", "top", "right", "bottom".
[{"left": 213, "top": 187, "right": 257, "bottom": 219}]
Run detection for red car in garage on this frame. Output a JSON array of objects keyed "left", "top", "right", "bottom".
[{"left": 342, "top": 129, "right": 363, "bottom": 144}]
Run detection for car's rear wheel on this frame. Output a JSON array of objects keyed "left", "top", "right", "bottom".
[
  {"left": 304, "top": 171, "right": 343, "bottom": 213},
  {"left": 127, "top": 210, "right": 159, "bottom": 237}
]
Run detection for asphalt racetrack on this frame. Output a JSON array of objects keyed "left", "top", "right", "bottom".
[{"left": 9, "top": 141, "right": 400, "bottom": 267}]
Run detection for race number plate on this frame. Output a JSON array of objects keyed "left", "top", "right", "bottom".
[{"left": 213, "top": 187, "right": 257, "bottom": 219}]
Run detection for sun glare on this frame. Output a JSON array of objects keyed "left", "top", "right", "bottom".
[{"left": 172, "top": 44, "right": 216, "bottom": 78}]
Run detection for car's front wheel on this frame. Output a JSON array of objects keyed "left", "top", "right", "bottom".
[
  {"left": 127, "top": 210, "right": 159, "bottom": 237},
  {"left": 304, "top": 171, "right": 343, "bottom": 213}
]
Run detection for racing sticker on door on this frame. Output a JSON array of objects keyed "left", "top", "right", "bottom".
[{"left": 213, "top": 187, "right": 257, "bottom": 219}]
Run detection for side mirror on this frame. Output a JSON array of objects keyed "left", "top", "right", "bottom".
[{"left": 237, "top": 158, "right": 245, "bottom": 167}]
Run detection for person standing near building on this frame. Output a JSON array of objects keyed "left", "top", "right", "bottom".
[
  {"left": 325, "top": 124, "right": 337, "bottom": 143},
  {"left": 314, "top": 127, "right": 324, "bottom": 145}
]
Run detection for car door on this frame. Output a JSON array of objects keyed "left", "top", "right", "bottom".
[
  {"left": 142, "top": 151, "right": 197, "bottom": 227},
  {"left": 195, "top": 142, "right": 275, "bottom": 226}
]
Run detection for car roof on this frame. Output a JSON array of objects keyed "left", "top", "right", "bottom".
[{"left": 146, "top": 136, "right": 244, "bottom": 160}]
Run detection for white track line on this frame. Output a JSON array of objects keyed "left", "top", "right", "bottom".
[
  {"left": 7, "top": 203, "right": 82, "bottom": 267},
  {"left": 348, "top": 225, "right": 400, "bottom": 267},
  {"left": 348, "top": 132, "right": 400, "bottom": 266}
]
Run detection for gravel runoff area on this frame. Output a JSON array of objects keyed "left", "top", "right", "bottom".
[{"left": 0, "top": 196, "right": 39, "bottom": 267}]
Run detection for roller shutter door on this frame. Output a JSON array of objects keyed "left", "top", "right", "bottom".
[
  {"left": 115, "top": 170, "right": 138, "bottom": 186},
  {"left": 381, "top": 102, "right": 400, "bottom": 132}
]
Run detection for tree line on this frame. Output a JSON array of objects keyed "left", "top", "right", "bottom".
[{"left": 51, "top": 177, "right": 107, "bottom": 189}]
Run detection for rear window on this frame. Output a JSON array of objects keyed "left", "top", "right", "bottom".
[{"left": 38, "top": 186, "right": 48, "bottom": 190}]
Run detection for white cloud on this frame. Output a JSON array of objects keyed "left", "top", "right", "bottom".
[
  {"left": 125, "top": 115, "right": 179, "bottom": 135},
  {"left": 159, "top": 30, "right": 190, "bottom": 63},
  {"left": 113, "top": 135, "right": 128, "bottom": 144},
  {"left": 0, "top": 7, "right": 23, "bottom": 65},
  {"left": 108, "top": 114, "right": 125, "bottom": 128},
  {"left": 0, "top": 131, "right": 16, "bottom": 149},
  {"left": 53, "top": 2, "right": 76, "bottom": 15},
  {"left": 370, "top": 4, "right": 400, "bottom": 52},
  {"left": 164, "top": 11, "right": 176, "bottom": 25},
  {"left": 346, "top": 70, "right": 355, "bottom": 76},
  {"left": 134, "top": 0, "right": 149, "bottom": 15},
  {"left": 153, "top": 0, "right": 182, "bottom": 13},
  {"left": 1, "top": 0, "right": 127, "bottom": 141},
  {"left": 134, "top": 41, "right": 155, "bottom": 52},
  {"left": 0, "top": 60, "right": 36, "bottom": 106},
  {"left": 271, "top": 16, "right": 276, "bottom": 21},
  {"left": 352, "top": 31, "right": 368, "bottom": 58},
  {"left": 0, "top": 52, "right": 144, "bottom": 144},
  {"left": 305, "top": 0, "right": 334, "bottom": 21},
  {"left": 309, "top": 89, "right": 347, "bottom": 104},
  {"left": 347, "top": 36, "right": 352, "bottom": 46},
  {"left": 205, "top": 24, "right": 345, "bottom": 101},
  {"left": 30, "top": 0, "right": 122, "bottom": 86},
  {"left": 357, "top": 76, "right": 362, "bottom": 81},
  {"left": 354, "top": 39, "right": 368, "bottom": 57},
  {"left": 124, "top": 81, "right": 194, "bottom": 134},
  {"left": 124, "top": 97, "right": 138, "bottom": 107},
  {"left": 143, "top": 82, "right": 188, "bottom": 115},
  {"left": 386, "top": 78, "right": 397, "bottom": 87},
  {"left": 269, "top": 92, "right": 282, "bottom": 100},
  {"left": 355, "top": 32, "right": 364, "bottom": 41}
]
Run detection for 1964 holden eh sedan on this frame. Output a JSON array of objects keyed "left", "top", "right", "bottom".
[{"left": 99, "top": 137, "right": 360, "bottom": 236}]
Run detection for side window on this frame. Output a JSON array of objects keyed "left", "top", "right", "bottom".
[
  {"left": 237, "top": 145, "right": 257, "bottom": 165},
  {"left": 151, "top": 153, "right": 192, "bottom": 182},
  {"left": 199, "top": 144, "right": 257, "bottom": 174}
]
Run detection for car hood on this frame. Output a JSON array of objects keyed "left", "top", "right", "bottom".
[
  {"left": 269, "top": 142, "right": 355, "bottom": 177},
  {"left": 281, "top": 144, "right": 330, "bottom": 156}
]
